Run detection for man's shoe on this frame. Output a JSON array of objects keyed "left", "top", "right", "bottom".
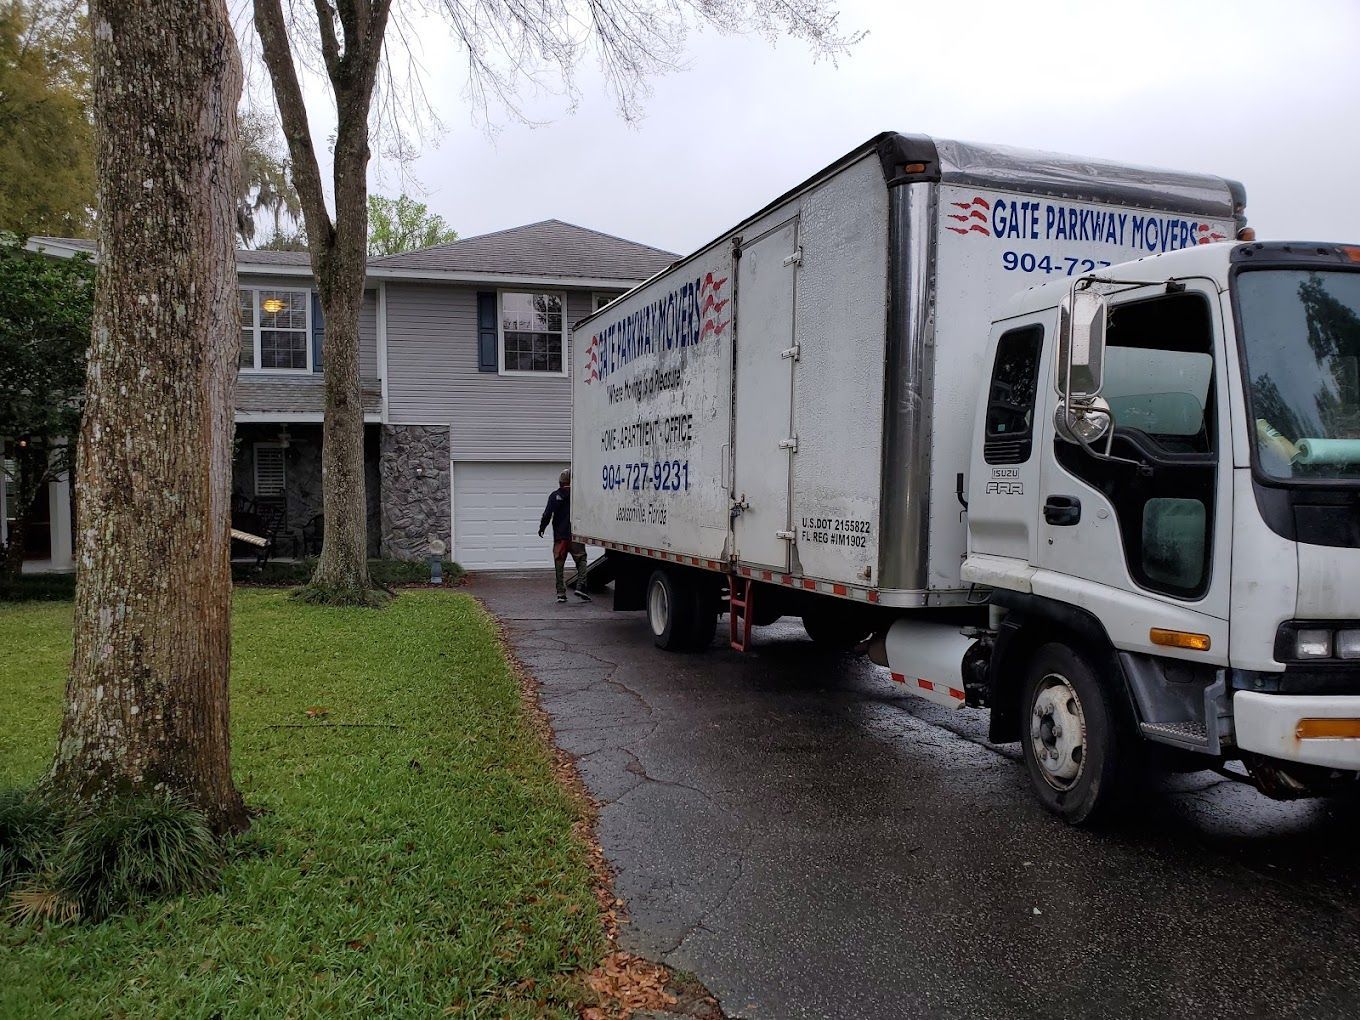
[
  {"left": 574, "top": 589, "right": 592, "bottom": 602},
  {"left": 556, "top": 594, "right": 567, "bottom": 603}
]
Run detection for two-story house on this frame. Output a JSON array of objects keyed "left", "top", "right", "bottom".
[{"left": 16, "top": 221, "right": 675, "bottom": 572}]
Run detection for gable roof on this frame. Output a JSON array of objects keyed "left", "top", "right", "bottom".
[
  {"left": 28, "top": 219, "right": 677, "bottom": 285},
  {"left": 368, "top": 219, "right": 676, "bottom": 282}
]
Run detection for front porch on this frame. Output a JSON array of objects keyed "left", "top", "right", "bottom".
[{"left": 231, "top": 423, "right": 381, "bottom": 561}]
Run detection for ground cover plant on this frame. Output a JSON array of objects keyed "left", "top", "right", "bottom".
[{"left": 0, "top": 591, "right": 603, "bottom": 1017}]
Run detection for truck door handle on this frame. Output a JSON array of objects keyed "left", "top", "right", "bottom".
[{"left": 1044, "top": 495, "right": 1081, "bottom": 526}]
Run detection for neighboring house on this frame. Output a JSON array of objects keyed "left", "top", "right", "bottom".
[{"left": 17, "top": 221, "right": 676, "bottom": 571}]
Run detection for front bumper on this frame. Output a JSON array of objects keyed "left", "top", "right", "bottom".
[{"left": 1234, "top": 692, "right": 1360, "bottom": 770}]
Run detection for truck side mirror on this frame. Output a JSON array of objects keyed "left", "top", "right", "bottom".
[
  {"left": 1055, "top": 286, "right": 1111, "bottom": 446},
  {"left": 1057, "top": 287, "right": 1107, "bottom": 399}
]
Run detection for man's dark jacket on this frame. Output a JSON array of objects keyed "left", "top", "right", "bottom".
[{"left": 540, "top": 486, "right": 572, "bottom": 541}]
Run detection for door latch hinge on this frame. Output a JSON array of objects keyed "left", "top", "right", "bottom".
[
  {"left": 775, "top": 530, "right": 795, "bottom": 541},
  {"left": 778, "top": 435, "right": 799, "bottom": 452},
  {"left": 780, "top": 344, "right": 800, "bottom": 361},
  {"left": 783, "top": 247, "right": 803, "bottom": 267}
]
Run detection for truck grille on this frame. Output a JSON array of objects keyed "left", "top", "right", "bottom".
[{"left": 984, "top": 439, "right": 1029, "bottom": 465}]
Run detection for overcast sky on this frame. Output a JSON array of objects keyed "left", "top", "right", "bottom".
[{"left": 307, "top": 0, "right": 1360, "bottom": 255}]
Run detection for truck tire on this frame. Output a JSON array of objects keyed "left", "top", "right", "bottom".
[
  {"left": 689, "top": 582, "right": 719, "bottom": 650},
  {"left": 801, "top": 611, "right": 873, "bottom": 650},
  {"left": 1020, "top": 642, "right": 1127, "bottom": 826},
  {"left": 647, "top": 569, "right": 696, "bottom": 651}
]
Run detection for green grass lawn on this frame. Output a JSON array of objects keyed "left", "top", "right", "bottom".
[{"left": 0, "top": 591, "right": 603, "bottom": 1018}]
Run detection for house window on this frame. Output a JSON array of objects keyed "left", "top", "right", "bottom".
[
  {"left": 500, "top": 292, "right": 564, "bottom": 374},
  {"left": 592, "top": 292, "right": 621, "bottom": 313},
  {"left": 239, "top": 288, "right": 311, "bottom": 371},
  {"left": 254, "top": 444, "right": 287, "bottom": 497}
]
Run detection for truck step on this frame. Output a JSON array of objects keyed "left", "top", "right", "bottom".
[
  {"left": 729, "top": 576, "right": 755, "bottom": 653},
  {"left": 1139, "top": 719, "right": 1209, "bottom": 748}
]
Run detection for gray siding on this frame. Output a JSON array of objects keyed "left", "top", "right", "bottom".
[
  {"left": 386, "top": 283, "right": 591, "bottom": 460},
  {"left": 358, "top": 291, "right": 378, "bottom": 379}
]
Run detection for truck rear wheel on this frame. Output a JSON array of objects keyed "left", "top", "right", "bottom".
[
  {"left": 690, "top": 583, "right": 719, "bottom": 650},
  {"left": 647, "top": 569, "right": 696, "bottom": 651},
  {"left": 1020, "top": 643, "right": 1127, "bottom": 825},
  {"left": 801, "top": 611, "right": 873, "bottom": 650}
]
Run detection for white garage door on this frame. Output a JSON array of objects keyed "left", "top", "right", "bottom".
[{"left": 452, "top": 461, "right": 568, "bottom": 570}]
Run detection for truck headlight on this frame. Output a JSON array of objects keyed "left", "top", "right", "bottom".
[
  {"left": 1337, "top": 630, "right": 1360, "bottom": 660},
  {"left": 1295, "top": 629, "right": 1334, "bottom": 659}
]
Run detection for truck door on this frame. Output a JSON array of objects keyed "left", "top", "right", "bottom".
[
  {"left": 1036, "top": 282, "right": 1233, "bottom": 645},
  {"left": 732, "top": 218, "right": 800, "bottom": 571}
]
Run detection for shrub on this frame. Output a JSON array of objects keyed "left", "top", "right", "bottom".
[
  {"left": 289, "top": 583, "right": 393, "bottom": 608},
  {"left": 0, "top": 789, "right": 63, "bottom": 892},
  {"left": 233, "top": 558, "right": 464, "bottom": 588},
  {"left": 369, "top": 558, "right": 464, "bottom": 585},
  {"left": 45, "top": 794, "right": 223, "bottom": 922},
  {"left": 0, "top": 573, "right": 76, "bottom": 602}
]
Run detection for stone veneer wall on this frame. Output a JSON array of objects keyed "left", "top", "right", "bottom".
[{"left": 379, "top": 425, "right": 451, "bottom": 561}]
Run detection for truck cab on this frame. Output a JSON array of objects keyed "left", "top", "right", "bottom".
[{"left": 963, "top": 240, "right": 1360, "bottom": 820}]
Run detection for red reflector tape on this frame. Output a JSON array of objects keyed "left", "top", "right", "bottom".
[
  {"left": 802, "top": 578, "right": 816, "bottom": 590},
  {"left": 918, "top": 679, "right": 935, "bottom": 692},
  {"left": 868, "top": 591, "right": 879, "bottom": 604},
  {"left": 890, "top": 672, "right": 906, "bottom": 684},
  {"left": 832, "top": 584, "right": 847, "bottom": 596}
]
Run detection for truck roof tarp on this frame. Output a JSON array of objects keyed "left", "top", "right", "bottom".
[{"left": 923, "top": 136, "right": 1243, "bottom": 219}]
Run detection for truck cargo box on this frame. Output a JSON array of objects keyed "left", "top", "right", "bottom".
[{"left": 571, "top": 132, "right": 1242, "bottom": 607}]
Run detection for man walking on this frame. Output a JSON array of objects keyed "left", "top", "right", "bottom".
[{"left": 539, "top": 469, "right": 590, "bottom": 604}]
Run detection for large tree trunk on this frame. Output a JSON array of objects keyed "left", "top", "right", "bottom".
[
  {"left": 49, "top": 0, "right": 247, "bottom": 834},
  {"left": 311, "top": 249, "right": 372, "bottom": 594},
  {"left": 253, "top": 0, "right": 390, "bottom": 603}
]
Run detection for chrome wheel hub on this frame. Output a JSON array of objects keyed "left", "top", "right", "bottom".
[
  {"left": 1030, "top": 673, "right": 1087, "bottom": 790},
  {"left": 648, "top": 580, "right": 669, "bottom": 636}
]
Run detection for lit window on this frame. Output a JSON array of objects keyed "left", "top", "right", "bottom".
[{"left": 239, "top": 289, "right": 310, "bottom": 371}]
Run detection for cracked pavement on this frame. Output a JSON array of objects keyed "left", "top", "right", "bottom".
[{"left": 475, "top": 573, "right": 1360, "bottom": 1019}]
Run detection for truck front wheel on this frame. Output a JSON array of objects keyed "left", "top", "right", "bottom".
[
  {"left": 1020, "top": 643, "right": 1127, "bottom": 825},
  {"left": 647, "top": 569, "right": 696, "bottom": 651}
]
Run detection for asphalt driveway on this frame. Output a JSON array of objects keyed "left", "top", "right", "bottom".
[{"left": 474, "top": 572, "right": 1360, "bottom": 1020}]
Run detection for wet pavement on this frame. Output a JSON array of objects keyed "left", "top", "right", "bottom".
[{"left": 473, "top": 573, "right": 1360, "bottom": 1020}]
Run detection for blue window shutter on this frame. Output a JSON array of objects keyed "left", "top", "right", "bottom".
[
  {"left": 311, "top": 292, "right": 325, "bottom": 372},
  {"left": 477, "top": 292, "right": 498, "bottom": 372}
]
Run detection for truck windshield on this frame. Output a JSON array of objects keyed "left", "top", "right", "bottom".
[{"left": 1237, "top": 268, "right": 1360, "bottom": 482}]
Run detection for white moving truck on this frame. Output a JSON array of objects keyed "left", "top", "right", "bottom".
[{"left": 572, "top": 132, "right": 1360, "bottom": 822}]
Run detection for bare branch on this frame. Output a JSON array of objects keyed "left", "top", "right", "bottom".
[{"left": 312, "top": 0, "right": 343, "bottom": 79}]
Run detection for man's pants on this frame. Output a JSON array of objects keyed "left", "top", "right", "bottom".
[{"left": 554, "top": 540, "right": 588, "bottom": 596}]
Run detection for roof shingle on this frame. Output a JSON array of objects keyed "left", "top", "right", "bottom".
[{"left": 368, "top": 219, "right": 676, "bottom": 281}]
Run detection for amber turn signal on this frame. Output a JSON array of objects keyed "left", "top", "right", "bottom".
[
  {"left": 1295, "top": 718, "right": 1360, "bottom": 740},
  {"left": 1149, "top": 628, "right": 1211, "bottom": 652}
]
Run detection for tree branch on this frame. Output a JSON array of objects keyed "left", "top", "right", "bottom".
[
  {"left": 311, "top": 0, "right": 342, "bottom": 81},
  {"left": 253, "top": 0, "right": 335, "bottom": 257}
]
